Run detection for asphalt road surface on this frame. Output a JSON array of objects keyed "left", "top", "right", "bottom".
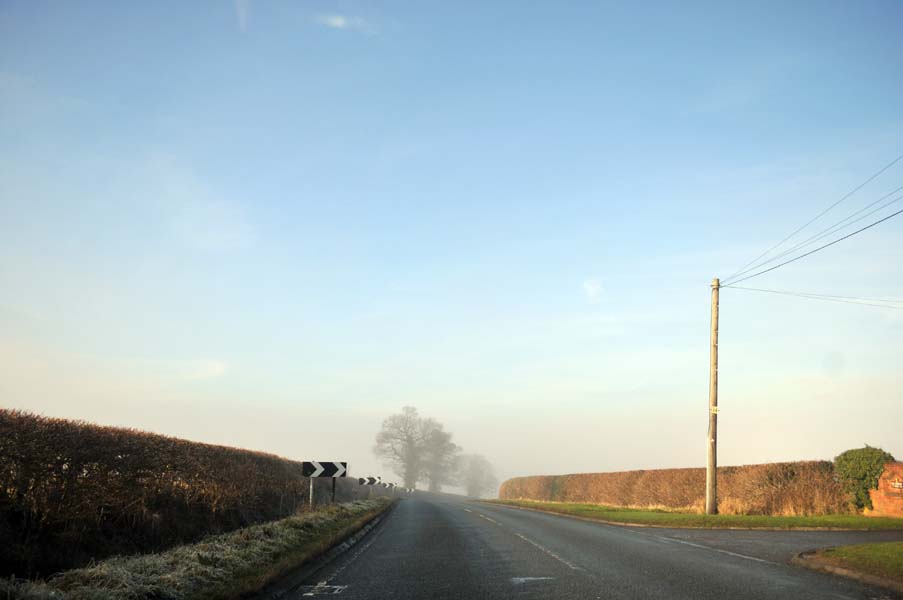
[{"left": 287, "top": 494, "right": 903, "bottom": 599}]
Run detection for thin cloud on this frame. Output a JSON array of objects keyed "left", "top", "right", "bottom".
[
  {"left": 172, "top": 199, "right": 255, "bottom": 252},
  {"left": 144, "top": 155, "right": 257, "bottom": 253},
  {"left": 76, "top": 354, "right": 230, "bottom": 382},
  {"left": 234, "top": 0, "right": 250, "bottom": 31},
  {"left": 314, "top": 13, "right": 373, "bottom": 32},
  {"left": 583, "top": 279, "right": 602, "bottom": 303},
  {"left": 185, "top": 359, "right": 229, "bottom": 381}
]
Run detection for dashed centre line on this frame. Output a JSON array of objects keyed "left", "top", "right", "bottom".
[
  {"left": 469, "top": 507, "right": 581, "bottom": 570},
  {"left": 473, "top": 508, "right": 585, "bottom": 571},
  {"left": 478, "top": 513, "right": 501, "bottom": 525},
  {"left": 514, "top": 533, "right": 582, "bottom": 571},
  {"left": 489, "top": 502, "right": 785, "bottom": 570}
]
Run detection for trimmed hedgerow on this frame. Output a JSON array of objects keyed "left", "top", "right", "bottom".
[
  {"left": 499, "top": 461, "right": 849, "bottom": 516},
  {"left": 0, "top": 410, "right": 360, "bottom": 578}
]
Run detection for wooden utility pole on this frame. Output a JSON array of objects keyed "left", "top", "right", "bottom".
[{"left": 706, "top": 277, "right": 720, "bottom": 515}]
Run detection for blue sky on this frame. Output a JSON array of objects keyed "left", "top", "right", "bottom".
[{"left": 2, "top": 1, "right": 902, "bottom": 484}]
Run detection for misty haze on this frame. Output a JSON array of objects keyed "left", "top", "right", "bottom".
[{"left": 1, "top": 2, "right": 902, "bottom": 599}]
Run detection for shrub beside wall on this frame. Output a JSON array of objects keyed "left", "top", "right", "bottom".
[
  {"left": 834, "top": 446, "right": 896, "bottom": 511},
  {"left": 0, "top": 410, "right": 358, "bottom": 578},
  {"left": 499, "top": 461, "right": 848, "bottom": 516}
]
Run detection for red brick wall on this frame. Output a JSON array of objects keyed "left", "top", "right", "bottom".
[{"left": 868, "top": 462, "right": 903, "bottom": 517}]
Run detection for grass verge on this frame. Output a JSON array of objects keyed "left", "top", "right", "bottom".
[
  {"left": 793, "top": 542, "right": 903, "bottom": 593},
  {"left": 1, "top": 498, "right": 392, "bottom": 600},
  {"left": 486, "top": 499, "right": 903, "bottom": 530},
  {"left": 816, "top": 542, "right": 903, "bottom": 581}
]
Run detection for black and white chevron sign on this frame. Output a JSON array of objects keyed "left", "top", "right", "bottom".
[
  {"left": 302, "top": 461, "right": 347, "bottom": 478},
  {"left": 357, "top": 476, "right": 380, "bottom": 485}
]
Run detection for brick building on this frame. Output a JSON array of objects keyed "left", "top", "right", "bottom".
[{"left": 867, "top": 462, "right": 903, "bottom": 517}]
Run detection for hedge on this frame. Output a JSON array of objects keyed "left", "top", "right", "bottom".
[
  {"left": 499, "top": 461, "right": 849, "bottom": 516},
  {"left": 0, "top": 410, "right": 359, "bottom": 578}
]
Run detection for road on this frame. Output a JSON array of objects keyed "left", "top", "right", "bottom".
[{"left": 287, "top": 494, "right": 903, "bottom": 599}]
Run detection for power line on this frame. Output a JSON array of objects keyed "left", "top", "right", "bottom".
[
  {"left": 724, "top": 154, "right": 903, "bottom": 281},
  {"left": 722, "top": 189, "right": 903, "bottom": 283},
  {"left": 721, "top": 285, "right": 903, "bottom": 304},
  {"left": 704, "top": 155, "right": 903, "bottom": 517},
  {"left": 727, "top": 286, "right": 903, "bottom": 303},
  {"left": 722, "top": 206, "right": 903, "bottom": 286},
  {"left": 782, "top": 291, "right": 903, "bottom": 303},
  {"left": 723, "top": 285, "right": 903, "bottom": 309}
]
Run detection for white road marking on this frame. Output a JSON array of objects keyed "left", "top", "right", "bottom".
[
  {"left": 514, "top": 533, "right": 582, "bottom": 571},
  {"left": 463, "top": 508, "right": 473, "bottom": 513},
  {"left": 492, "top": 501, "right": 790, "bottom": 569},
  {"left": 478, "top": 513, "right": 501, "bottom": 525},
  {"left": 578, "top": 517, "right": 778, "bottom": 567},
  {"left": 317, "top": 511, "right": 393, "bottom": 584},
  {"left": 510, "top": 577, "right": 555, "bottom": 585},
  {"left": 652, "top": 535, "right": 776, "bottom": 565},
  {"left": 300, "top": 581, "right": 347, "bottom": 596}
]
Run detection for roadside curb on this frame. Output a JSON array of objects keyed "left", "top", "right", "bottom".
[
  {"left": 255, "top": 499, "right": 398, "bottom": 599},
  {"left": 482, "top": 501, "right": 879, "bottom": 532},
  {"left": 792, "top": 550, "right": 903, "bottom": 594}
]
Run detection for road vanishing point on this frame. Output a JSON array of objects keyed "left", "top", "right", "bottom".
[{"left": 280, "top": 494, "right": 903, "bottom": 599}]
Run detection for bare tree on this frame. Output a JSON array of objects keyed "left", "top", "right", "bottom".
[
  {"left": 459, "top": 454, "right": 498, "bottom": 498},
  {"left": 373, "top": 407, "right": 463, "bottom": 490},
  {"left": 422, "top": 426, "right": 461, "bottom": 493},
  {"left": 373, "top": 407, "right": 434, "bottom": 488}
]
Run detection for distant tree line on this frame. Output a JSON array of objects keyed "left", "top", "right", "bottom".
[{"left": 373, "top": 406, "right": 498, "bottom": 496}]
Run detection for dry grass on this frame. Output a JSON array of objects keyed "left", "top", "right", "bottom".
[
  {"left": 499, "top": 461, "right": 849, "bottom": 516},
  {"left": 0, "top": 498, "right": 391, "bottom": 600}
]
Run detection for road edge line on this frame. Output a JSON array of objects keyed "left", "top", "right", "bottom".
[
  {"left": 791, "top": 551, "right": 903, "bottom": 594},
  {"left": 255, "top": 499, "right": 399, "bottom": 599}
]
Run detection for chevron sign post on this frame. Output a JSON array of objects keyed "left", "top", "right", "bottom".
[
  {"left": 356, "top": 476, "right": 384, "bottom": 498},
  {"left": 302, "top": 461, "right": 347, "bottom": 478},
  {"left": 303, "top": 461, "right": 348, "bottom": 507}
]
